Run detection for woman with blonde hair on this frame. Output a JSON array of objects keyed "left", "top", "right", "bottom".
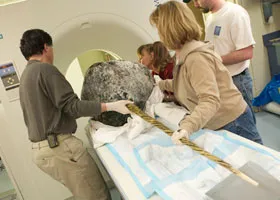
[{"left": 150, "top": 1, "right": 262, "bottom": 144}]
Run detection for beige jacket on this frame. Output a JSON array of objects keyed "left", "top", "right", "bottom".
[{"left": 159, "top": 40, "right": 247, "bottom": 134}]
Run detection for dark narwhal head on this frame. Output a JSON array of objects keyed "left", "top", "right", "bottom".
[{"left": 81, "top": 60, "right": 154, "bottom": 126}]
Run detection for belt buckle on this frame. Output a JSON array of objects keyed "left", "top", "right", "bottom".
[{"left": 32, "top": 141, "right": 47, "bottom": 149}]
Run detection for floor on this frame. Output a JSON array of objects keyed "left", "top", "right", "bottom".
[
  {"left": 110, "top": 188, "right": 122, "bottom": 200},
  {"left": 0, "top": 111, "right": 279, "bottom": 200},
  {"left": 0, "top": 161, "right": 16, "bottom": 200},
  {"left": 255, "top": 111, "right": 280, "bottom": 152}
]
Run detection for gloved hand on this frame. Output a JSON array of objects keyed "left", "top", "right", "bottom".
[
  {"left": 105, "top": 100, "right": 134, "bottom": 114},
  {"left": 154, "top": 76, "right": 162, "bottom": 85},
  {"left": 171, "top": 129, "right": 190, "bottom": 145}
]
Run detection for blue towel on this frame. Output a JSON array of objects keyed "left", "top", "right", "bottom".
[{"left": 252, "top": 74, "right": 280, "bottom": 106}]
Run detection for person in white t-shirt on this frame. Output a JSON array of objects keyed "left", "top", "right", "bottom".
[{"left": 192, "top": 0, "right": 256, "bottom": 123}]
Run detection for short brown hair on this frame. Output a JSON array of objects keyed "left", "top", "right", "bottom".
[
  {"left": 137, "top": 44, "right": 152, "bottom": 56},
  {"left": 150, "top": 1, "right": 202, "bottom": 50}
]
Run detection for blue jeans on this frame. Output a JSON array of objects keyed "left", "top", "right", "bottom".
[
  {"left": 220, "top": 106, "right": 263, "bottom": 144},
  {"left": 232, "top": 68, "right": 256, "bottom": 124}
]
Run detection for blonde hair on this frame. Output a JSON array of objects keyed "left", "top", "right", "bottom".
[{"left": 150, "top": 1, "right": 202, "bottom": 50}]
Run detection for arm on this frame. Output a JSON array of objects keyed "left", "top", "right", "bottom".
[
  {"left": 42, "top": 66, "right": 102, "bottom": 118},
  {"left": 222, "top": 10, "right": 255, "bottom": 65},
  {"left": 101, "top": 103, "right": 107, "bottom": 112},
  {"left": 221, "top": 45, "right": 253, "bottom": 65},
  {"left": 158, "top": 79, "right": 174, "bottom": 92},
  {"left": 179, "top": 54, "right": 221, "bottom": 134}
]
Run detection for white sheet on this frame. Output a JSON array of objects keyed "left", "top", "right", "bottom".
[
  {"left": 91, "top": 114, "right": 153, "bottom": 148},
  {"left": 89, "top": 102, "right": 280, "bottom": 199},
  {"left": 154, "top": 103, "right": 189, "bottom": 131},
  {"left": 145, "top": 86, "right": 164, "bottom": 117},
  {"left": 263, "top": 102, "right": 280, "bottom": 116},
  {"left": 133, "top": 130, "right": 280, "bottom": 200}
]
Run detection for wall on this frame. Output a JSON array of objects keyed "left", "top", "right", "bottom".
[
  {"left": 188, "top": 1, "right": 206, "bottom": 39},
  {"left": 239, "top": 0, "right": 280, "bottom": 95},
  {"left": 77, "top": 50, "right": 121, "bottom": 75},
  {"left": 78, "top": 51, "right": 105, "bottom": 75}
]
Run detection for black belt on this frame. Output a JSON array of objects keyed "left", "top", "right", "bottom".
[
  {"left": 31, "top": 133, "right": 71, "bottom": 143},
  {"left": 233, "top": 69, "right": 247, "bottom": 78}
]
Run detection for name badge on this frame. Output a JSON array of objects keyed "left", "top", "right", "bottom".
[{"left": 214, "top": 26, "right": 221, "bottom": 36}]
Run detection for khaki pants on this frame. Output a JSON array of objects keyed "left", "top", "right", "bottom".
[{"left": 32, "top": 134, "right": 111, "bottom": 200}]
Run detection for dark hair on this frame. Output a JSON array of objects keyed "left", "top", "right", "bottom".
[
  {"left": 20, "top": 29, "right": 53, "bottom": 60},
  {"left": 152, "top": 41, "right": 173, "bottom": 72}
]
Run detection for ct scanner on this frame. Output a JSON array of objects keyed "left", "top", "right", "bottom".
[{"left": 0, "top": 0, "right": 163, "bottom": 199}]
